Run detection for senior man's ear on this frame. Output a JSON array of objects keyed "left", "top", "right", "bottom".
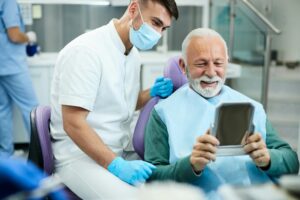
[{"left": 178, "top": 58, "right": 186, "bottom": 75}]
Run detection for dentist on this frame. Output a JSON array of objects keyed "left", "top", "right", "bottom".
[{"left": 50, "top": 0, "right": 178, "bottom": 199}]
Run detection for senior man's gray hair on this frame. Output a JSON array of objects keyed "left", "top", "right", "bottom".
[{"left": 181, "top": 28, "right": 229, "bottom": 64}]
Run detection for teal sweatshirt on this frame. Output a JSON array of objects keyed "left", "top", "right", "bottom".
[{"left": 144, "top": 109, "right": 299, "bottom": 183}]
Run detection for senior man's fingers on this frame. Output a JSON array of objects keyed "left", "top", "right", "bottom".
[
  {"left": 192, "top": 150, "right": 217, "bottom": 162},
  {"left": 193, "top": 142, "right": 218, "bottom": 154},
  {"left": 248, "top": 149, "right": 266, "bottom": 160},
  {"left": 244, "top": 139, "right": 266, "bottom": 154},
  {"left": 196, "top": 132, "right": 219, "bottom": 146},
  {"left": 245, "top": 133, "right": 262, "bottom": 144}
]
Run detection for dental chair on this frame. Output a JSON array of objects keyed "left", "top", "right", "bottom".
[
  {"left": 133, "top": 56, "right": 188, "bottom": 159},
  {"left": 28, "top": 105, "right": 81, "bottom": 200}
]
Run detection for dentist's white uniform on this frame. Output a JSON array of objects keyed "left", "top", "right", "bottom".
[{"left": 50, "top": 20, "right": 140, "bottom": 199}]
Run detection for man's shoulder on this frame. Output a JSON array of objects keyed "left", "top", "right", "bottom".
[
  {"left": 3, "top": 0, "right": 17, "bottom": 7},
  {"left": 154, "top": 84, "right": 189, "bottom": 109},
  {"left": 56, "top": 25, "right": 110, "bottom": 63},
  {"left": 70, "top": 25, "right": 108, "bottom": 48},
  {"left": 63, "top": 21, "right": 110, "bottom": 49}
]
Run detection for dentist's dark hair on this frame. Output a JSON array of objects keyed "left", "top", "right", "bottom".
[{"left": 140, "top": 0, "right": 179, "bottom": 20}]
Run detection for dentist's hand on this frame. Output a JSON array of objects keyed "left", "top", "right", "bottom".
[
  {"left": 108, "top": 157, "right": 156, "bottom": 185},
  {"left": 243, "top": 133, "right": 270, "bottom": 168},
  {"left": 190, "top": 130, "right": 219, "bottom": 173},
  {"left": 150, "top": 77, "right": 173, "bottom": 98}
]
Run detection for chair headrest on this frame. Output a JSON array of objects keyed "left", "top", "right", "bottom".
[
  {"left": 163, "top": 56, "right": 188, "bottom": 91},
  {"left": 133, "top": 55, "right": 188, "bottom": 160}
]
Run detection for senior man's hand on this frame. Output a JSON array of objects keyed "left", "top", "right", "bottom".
[
  {"left": 190, "top": 130, "right": 219, "bottom": 173},
  {"left": 243, "top": 133, "right": 271, "bottom": 168}
]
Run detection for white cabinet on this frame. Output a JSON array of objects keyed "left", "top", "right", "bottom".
[
  {"left": 12, "top": 108, "right": 29, "bottom": 143},
  {"left": 13, "top": 53, "right": 55, "bottom": 143},
  {"left": 30, "top": 67, "right": 52, "bottom": 105}
]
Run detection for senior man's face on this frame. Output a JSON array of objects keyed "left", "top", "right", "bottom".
[{"left": 185, "top": 36, "right": 228, "bottom": 98}]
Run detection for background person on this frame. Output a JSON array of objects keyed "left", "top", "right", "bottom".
[
  {"left": 0, "top": 0, "right": 38, "bottom": 157},
  {"left": 0, "top": 157, "right": 67, "bottom": 200}
]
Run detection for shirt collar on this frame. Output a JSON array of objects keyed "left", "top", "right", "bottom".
[{"left": 108, "top": 19, "right": 126, "bottom": 55}]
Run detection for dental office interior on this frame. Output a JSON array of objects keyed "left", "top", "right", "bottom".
[{"left": 3, "top": 0, "right": 300, "bottom": 199}]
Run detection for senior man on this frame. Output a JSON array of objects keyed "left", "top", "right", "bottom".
[{"left": 144, "top": 28, "right": 299, "bottom": 197}]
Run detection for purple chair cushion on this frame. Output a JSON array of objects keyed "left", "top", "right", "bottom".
[
  {"left": 133, "top": 56, "right": 188, "bottom": 159},
  {"left": 133, "top": 97, "right": 160, "bottom": 159},
  {"left": 35, "top": 106, "right": 54, "bottom": 175},
  {"left": 163, "top": 56, "right": 188, "bottom": 90},
  {"left": 28, "top": 105, "right": 81, "bottom": 200}
]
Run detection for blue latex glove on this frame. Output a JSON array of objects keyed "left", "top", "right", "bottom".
[
  {"left": 150, "top": 77, "right": 173, "bottom": 98},
  {"left": 108, "top": 157, "right": 156, "bottom": 186},
  {"left": 0, "top": 158, "right": 67, "bottom": 200}
]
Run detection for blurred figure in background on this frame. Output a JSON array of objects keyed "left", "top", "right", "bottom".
[
  {"left": 0, "top": 157, "right": 67, "bottom": 200},
  {"left": 0, "top": 0, "right": 38, "bottom": 157}
]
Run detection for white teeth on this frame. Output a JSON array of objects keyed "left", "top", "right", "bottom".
[{"left": 189, "top": 75, "right": 225, "bottom": 98}]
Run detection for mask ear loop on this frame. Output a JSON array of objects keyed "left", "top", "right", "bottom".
[
  {"left": 136, "top": 3, "right": 145, "bottom": 23},
  {"left": 130, "top": 3, "right": 144, "bottom": 30}
]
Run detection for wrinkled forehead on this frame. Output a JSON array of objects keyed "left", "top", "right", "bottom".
[{"left": 186, "top": 36, "right": 228, "bottom": 62}]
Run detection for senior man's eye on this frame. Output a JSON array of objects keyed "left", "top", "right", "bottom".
[
  {"left": 195, "top": 63, "right": 206, "bottom": 67},
  {"left": 215, "top": 62, "right": 224, "bottom": 66}
]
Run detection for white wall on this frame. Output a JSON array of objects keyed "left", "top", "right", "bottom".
[
  {"left": 298, "top": 122, "right": 300, "bottom": 173},
  {"left": 212, "top": 0, "right": 300, "bottom": 64},
  {"left": 251, "top": 0, "right": 300, "bottom": 62},
  {"left": 270, "top": 0, "right": 300, "bottom": 62}
]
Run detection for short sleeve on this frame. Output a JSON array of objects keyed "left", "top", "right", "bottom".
[
  {"left": 58, "top": 46, "right": 102, "bottom": 111},
  {"left": 2, "top": 0, "right": 20, "bottom": 29}
]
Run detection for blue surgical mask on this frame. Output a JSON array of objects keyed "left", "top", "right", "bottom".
[{"left": 129, "top": 4, "right": 161, "bottom": 50}]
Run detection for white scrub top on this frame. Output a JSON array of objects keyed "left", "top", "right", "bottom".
[
  {"left": 50, "top": 20, "right": 141, "bottom": 166},
  {"left": 0, "top": 0, "right": 27, "bottom": 75}
]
